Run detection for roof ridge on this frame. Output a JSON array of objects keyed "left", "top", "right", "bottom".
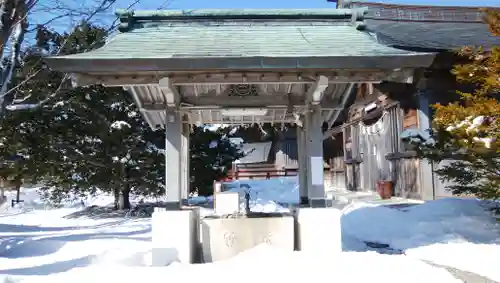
[{"left": 115, "top": 8, "right": 367, "bottom": 32}]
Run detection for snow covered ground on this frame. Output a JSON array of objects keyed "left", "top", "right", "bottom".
[
  {"left": 342, "top": 199, "right": 500, "bottom": 281},
  {"left": 0, "top": 179, "right": 499, "bottom": 283}
]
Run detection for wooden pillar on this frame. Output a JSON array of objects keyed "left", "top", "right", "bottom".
[
  {"left": 417, "top": 89, "right": 436, "bottom": 200},
  {"left": 165, "top": 108, "right": 183, "bottom": 209},
  {"left": 305, "top": 105, "right": 326, "bottom": 207},
  {"left": 297, "top": 125, "right": 308, "bottom": 205},
  {"left": 180, "top": 121, "right": 190, "bottom": 200}
]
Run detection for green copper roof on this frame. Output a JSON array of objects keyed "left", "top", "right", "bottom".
[{"left": 47, "top": 8, "right": 436, "bottom": 72}]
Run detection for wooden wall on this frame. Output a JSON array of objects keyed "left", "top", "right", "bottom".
[
  {"left": 324, "top": 133, "right": 346, "bottom": 190},
  {"left": 341, "top": 81, "right": 424, "bottom": 199},
  {"left": 328, "top": 55, "right": 479, "bottom": 200}
]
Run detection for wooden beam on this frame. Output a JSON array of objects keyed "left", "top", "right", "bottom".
[
  {"left": 178, "top": 95, "right": 344, "bottom": 109},
  {"left": 159, "top": 77, "right": 181, "bottom": 107},
  {"left": 181, "top": 94, "right": 293, "bottom": 107},
  {"left": 172, "top": 73, "right": 315, "bottom": 85},
  {"left": 125, "top": 86, "right": 156, "bottom": 129},
  {"left": 72, "top": 69, "right": 416, "bottom": 87},
  {"left": 307, "top": 75, "right": 329, "bottom": 105},
  {"left": 142, "top": 103, "right": 168, "bottom": 111},
  {"left": 323, "top": 83, "right": 355, "bottom": 139},
  {"left": 386, "top": 68, "right": 415, "bottom": 84},
  {"left": 171, "top": 72, "right": 384, "bottom": 85}
]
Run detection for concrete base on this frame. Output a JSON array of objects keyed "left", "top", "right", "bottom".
[
  {"left": 299, "top": 198, "right": 333, "bottom": 208},
  {"left": 296, "top": 207, "right": 342, "bottom": 253},
  {"left": 163, "top": 201, "right": 182, "bottom": 210},
  {"left": 201, "top": 215, "right": 294, "bottom": 262},
  {"left": 309, "top": 198, "right": 332, "bottom": 208},
  {"left": 151, "top": 207, "right": 200, "bottom": 266},
  {"left": 214, "top": 191, "right": 240, "bottom": 215}
]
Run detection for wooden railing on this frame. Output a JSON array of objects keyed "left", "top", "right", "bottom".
[{"left": 226, "top": 168, "right": 299, "bottom": 181}]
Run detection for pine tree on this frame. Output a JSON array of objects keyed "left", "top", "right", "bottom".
[
  {"left": 1, "top": 21, "right": 243, "bottom": 206},
  {"left": 190, "top": 126, "right": 243, "bottom": 196},
  {"left": 40, "top": 85, "right": 165, "bottom": 209},
  {"left": 0, "top": 23, "right": 165, "bottom": 209},
  {"left": 0, "top": 25, "right": 64, "bottom": 203},
  {"left": 419, "top": 10, "right": 499, "bottom": 200}
]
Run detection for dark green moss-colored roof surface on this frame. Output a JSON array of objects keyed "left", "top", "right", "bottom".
[
  {"left": 48, "top": 9, "right": 435, "bottom": 72},
  {"left": 348, "top": 2, "right": 500, "bottom": 51}
]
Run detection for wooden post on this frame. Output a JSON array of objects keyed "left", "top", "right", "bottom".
[{"left": 165, "top": 108, "right": 183, "bottom": 209}]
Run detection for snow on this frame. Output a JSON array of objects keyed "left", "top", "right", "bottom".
[
  {"left": 8, "top": 245, "right": 462, "bottom": 283},
  {"left": 5, "top": 104, "right": 38, "bottom": 111},
  {"left": 110, "top": 121, "right": 131, "bottom": 130},
  {"left": 445, "top": 115, "right": 495, "bottom": 148},
  {"left": 53, "top": 101, "right": 65, "bottom": 108},
  {"left": 1, "top": 182, "right": 499, "bottom": 283},
  {"left": 187, "top": 177, "right": 299, "bottom": 213},
  {"left": 342, "top": 198, "right": 500, "bottom": 281},
  {"left": 221, "top": 177, "right": 299, "bottom": 212},
  {"left": 204, "top": 124, "right": 240, "bottom": 135},
  {"left": 204, "top": 124, "right": 230, "bottom": 132},
  {"left": 208, "top": 140, "right": 218, "bottom": 148}
]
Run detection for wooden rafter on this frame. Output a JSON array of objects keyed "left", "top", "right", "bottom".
[{"left": 72, "top": 69, "right": 415, "bottom": 87}]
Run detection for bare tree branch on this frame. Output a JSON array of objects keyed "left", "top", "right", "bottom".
[
  {"left": 0, "top": 0, "right": 33, "bottom": 111},
  {"left": 2, "top": 0, "right": 132, "bottom": 110},
  {"left": 3, "top": 0, "right": 150, "bottom": 110}
]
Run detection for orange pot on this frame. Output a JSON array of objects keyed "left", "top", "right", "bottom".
[{"left": 376, "top": 181, "right": 393, "bottom": 199}]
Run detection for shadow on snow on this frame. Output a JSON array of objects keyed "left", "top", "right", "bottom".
[{"left": 0, "top": 226, "right": 151, "bottom": 260}]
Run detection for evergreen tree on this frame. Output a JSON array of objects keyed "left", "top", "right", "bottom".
[
  {"left": 40, "top": 85, "right": 165, "bottom": 209},
  {"left": 0, "top": 24, "right": 65, "bottom": 202},
  {"left": 419, "top": 10, "right": 499, "bottom": 200},
  {"left": 190, "top": 126, "right": 243, "bottom": 196},
  {"left": 0, "top": 23, "right": 165, "bottom": 209},
  {"left": 1, "top": 21, "right": 243, "bottom": 206}
]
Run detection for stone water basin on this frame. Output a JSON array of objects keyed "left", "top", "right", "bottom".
[{"left": 201, "top": 213, "right": 294, "bottom": 262}]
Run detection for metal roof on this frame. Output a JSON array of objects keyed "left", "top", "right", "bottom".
[
  {"left": 56, "top": 23, "right": 419, "bottom": 59},
  {"left": 365, "top": 20, "right": 498, "bottom": 51},
  {"left": 47, "top": 8, "right": 435, "bottom": 72},
  {"left": 347, "top": 2, "right": 500, "bottom": 50},
  {"left": 43, "top": 8, "right": 437, "bottom": 130}
]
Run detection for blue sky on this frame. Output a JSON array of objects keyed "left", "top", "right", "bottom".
[{"left": 32, "top": 0, "right": 499, "bottom": 32}]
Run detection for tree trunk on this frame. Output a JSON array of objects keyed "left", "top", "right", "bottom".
[
  {"left": 118, "top": 163, "right": 131, "bottom": 210},
  {"left": 0, "top": 0, "right": 29, "bottom": 113},
  {"left": 15, "top": 182, "right": 20, "bottom": 202},
  {"left": 0, "top": 187, "right": 5, "bottom": 205},
  {"left": 113, "top": 187, "right": 120, "bottom": 210},
  {"left": 120, "top": 187, "right": 131, "bottom": 210}
]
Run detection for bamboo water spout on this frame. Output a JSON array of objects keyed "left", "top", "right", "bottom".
[{"left": 240, "top": 184, "right": 251, "bottom": 215}]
